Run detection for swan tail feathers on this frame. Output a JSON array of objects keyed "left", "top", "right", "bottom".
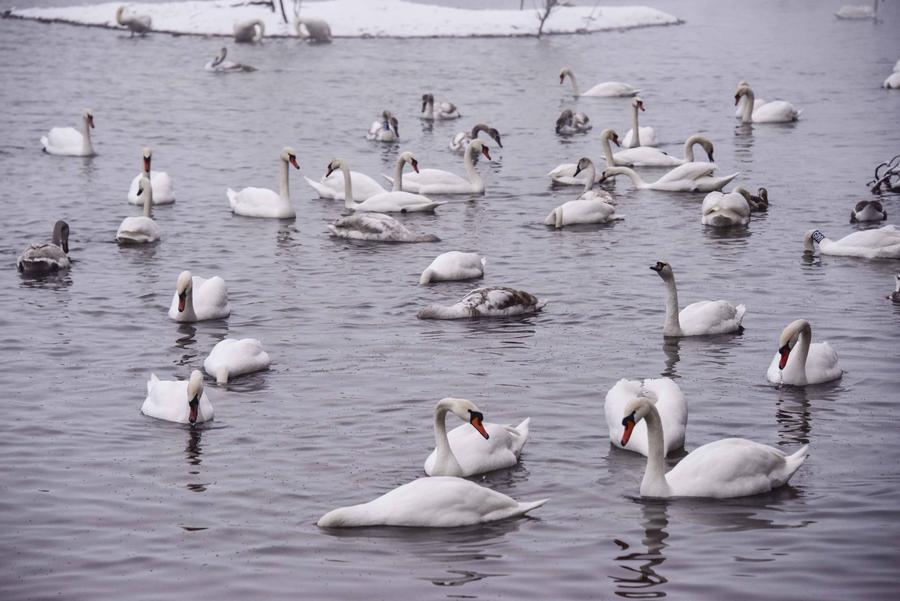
[
  {"left": 735, "top": 303, "right": 747, "bottom": 323},
  {"left": 782, "top": 445, "right": 809, "bottom": 482},
  {"left": 304, "top": 177, "right": 334, "bottom": 199},
  {"left": 515, "top": 498, "right": 549, "bottom": 516},
  {"left": 543, "top": 210, "right": 557, "bottom": 226},
  {"left": 226, "top": 188, "right": 238, "bottom": 210},
  {"left": 40, "top": 136, "right": 49, "bottom": 150},
  {"left": 419, "top": 269, "right": 433, "bottom": 285},
  {"left": 480, "top": 257, "right": 487, "bottom": 268},
  {"left": 514, "top": 417, "right": 531, "bottom": 441}
]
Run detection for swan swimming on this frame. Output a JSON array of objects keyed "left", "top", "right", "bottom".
[
  {"left": 850, "top": 200, "right": 886, "bottom": 223},
  {"left": 141, "top": 370, "right": 213, "bottom": 425},
  {"left": 168, "top": 271, "right": 231, "bottom": 322},
  {"left": 547, "top": 129, "right": 620, "bottom": 184},
  {"left": 621, "top": 97, "right": 657, "bottom": 148},
  {"left": 605, "top": 378, "right": 687, "bottom": 457},
  {"left": 701, "top": 189, "right": 751, "bottom": 227},
  {"left": 450, "top": 124, "right": 502, "bottom": 153},
  {"left": 41, "top": 109, "right": 95, "bottom": 157},
  {"left": 327, "top": 154, "right": 441, "bottom": 213},
  {"left": 116, "top": 6, "right": 151, "bottom": 36},
  {"left": 766, "top": 319, "right": 842, "bottom": 386},
  {"left": 117, "top": 175, "right": 160, "bottom": 244},
  {"left": 227, "top": 146, "right": 299, "bottom": 219},
  {"left": 419, "top": 251, "right": 486, "bottom": 284},
  {"left": 611, "top": 133, "right": 714, "bottom": 169},
  {"left": 601, "top": 165, "right": 738, "bottom": 193},
  {"left": 555, "top": 109, "right": 592, "bottom": 135},
  {"left": 203, "top": 338, "right": 270, "bottom": 384},
  {"left": 735, "top": 84, "right": 801, "bottom": 123},
  {"left": 559, "top": 67, "right": 638, "bottom": 97},
  {"left": 421, "top": 93, "right": 460, "bottom": 120},
  {"left": 803, "top": 225, "right": 900, "bottom": 259},
  {"left": 328, "top": 213, "right": 440, "bottom": 243},
  {"left": 17, "top": 220, "right": 71, "bottom": 275},
  {"left": 544, "top": 158, "right": 620, "bottom": 228},
  {"left": 734, "top": 80, "right": 765, "bottom": 118},
  {"left": 650, "top": 261, "right": 746, "bottom": 337},
  {"left": 127, "top": 147, "right": 174, "bottom": 205},
  {"left": 418, "top": 287, "right": 545, "bottom": 320},
  {"left": 204, "top": 47, "right": 255, "bottom": 73},
  {"left": 366, "top": 111, "right": 399, "bottom": 142},
  {"left": 384, "top": 139, "right": 490, "bottom": 195}
]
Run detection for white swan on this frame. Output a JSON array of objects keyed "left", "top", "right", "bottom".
[
  {"left": 327, "top": 154, "right": 440, "bottom": 213},
  {"left": 621, "top": 97, "right": 657, "bottom": 148},
  {"left": 424, "top": 397, "right": 529, "bottom": 477},
  {"left": 701, "top": 190, "right": 750, "bottom": 227},
  {"left": 735, "top": 85, "right": 801, "bottom": 124},
  {"left": 613, "top": 134, "right": 714, "bottom": 168},
  {"left": 168, "top": 271, "right": 231, "bottom": 322},
  {"left": 650, "top": 261, "right": 746, "bottom": 337},
  {"left": 601, "top": 165, "right": 738, "bottom": 193},
  {"left": 233, "top": 19, "right": 264, "bottom": 43},
  {"left": 850, "top": 200, "right": 887, "bottom": 223},
  {"left": 203, "top": 338, "right": 270, "bottom": 384},
  {"left": 41, "top": 109, "right": 95, "bottom": 157},
  {"left": 141, "top": 370, "right": 213, "bottom": 425},
  {"left": 117, "top": 175, "right": 160, "bottom": 244},
  {"left": 620, "top": 397, "right": 808, "bottom": 498},
  {"left": 304, "top": 166, "right": 386, "bottom": 201},
  {"left": 366, "top": 111, "right": 399, "bottom": 142},
  {"left": 317, "top": 476, "right": 547, "bottom": 528},
  {"left": 734, "top": 80, "right": 765, "bottom": 118},
  {"left": 17, "top": 220, "right": 70, "bottom": 275},
  {"left": 555, "top": 109, "right": 592, "bottom": 135},
  {"left": 328, "top": 213, "right": 440, "bottom": 243},
  {"left": 559, "top": 67, "right": 638, "bottom": 97},
  {"left": 803, "top": 225, "right": 900, "bottom": 259},
  {"left": 891, "top": 274, "right": 900, "bottom": 302},
  {"left": 295, "top": 18, "right": 332, "bottom": 43},
  {"left": 418, "top": 287, "right": 545, "bottom": 320},
  {"left": 227, "top": 146, "right": 299, "bottom": 218},
  {"left": 734, "top": 186, "right": 769, "bottom": 212},
  {"left": 605, "top": 378, "right": 686, "bottom": 457},
  {"left": 421, "top": 93, "right": 460, "bottom": 120},
  {"left": 544, "top": 159, "right": 620, "bottom": 228},
  {"left": 419, "top": 251, "right": 486, "bottom": 284},
  {"left": 835, "top": 0, "right": 878, "bottom": 19},
  {"left": 204, "top": 47, "right": 255, "bottom": 73},
  {"left": 127, "top": 147, "right": 174, "bottom": 205},
  {"left": 885, "top": 72, "right": 900, "bottom": 89},
  {"left": 384, "top": 139, "right": 490, "bottom": 195},
  {"left": 450, "top": 123, "right": 502, "bottom": 153},
  {"left": 547, "top": 129, "right": 620, "bottom": 184},
  {"left": 116, "top": 6, "right": 151, "bottom": 36},
  {"left": 766, "top": 319, "right": 842, "bottom": 386}
]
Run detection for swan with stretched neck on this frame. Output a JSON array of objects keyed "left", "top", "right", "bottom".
[
  {"left": 419, "top": 251, "right": 486, "bottom": 284},
  {"left": 544, "top": 158, "right": 620, "bottom": 228},
  {"left": 227, "top": 147, "right": 299, "bottom": 218},
  {"left": 168, "top": 270, "right": 231, "bottom": 322},
  {"left": 620, "top": 397, "right": 808, "bottom": 498},
  {"left": 384, "top": 139, "right": 491, "bottom": 195},
  {"left": 700, "top": 189, "right": 750, "bottom": 227},
  {"left": 559, "top": 67, "right": 638, "bottom": 97},
  {"left": 41, "top": 109, "right": 95, "bottom": 157},
  {"left": 128, "top": 147, "right": 174, "bottom": 205},
  {"left": 233, "top": 19, "right": 264, "bottom": 43},
  {"left": 326, "top": 154, "right": 440, "bottom": 213},
  {"left": 735, "top": 84, "right": 801, "bottom": 123},
  {"left": 366, "top": 111, "right": 399, "bottom": 142},
  {"left": 418, "top": 287, "right": 545, "bottom": 320},
  {"left": 555, "top": 109, "right": 592, "bottom": 134},
  {"left": 116, "top": 6, "right": 151, "bottom": 36},
  {"left": 601, "top": 164, "right": 738, "bottom": 193},
  {"left": 141, "top": 370, "right": 213, "bottom": 425},
  {"left": 766, "top": 319, "right": 842, "bottom": 386},
  {"left": 611, "top": 133, "right": 714, "bottom": 168},
  {"left": 295, "top": 17, "right": 332, "bottom": 43},
  {"left": 17, "top": 220, "right": 71, "bottom": 275},
  {"left": 204, "top": 47, "right": 255, "bottom": 72},
  {"left": 622, "top": 97, "right": 657, "bottom": 148},
  {"left": 450, "top": 124, "right": 502, "bottom": 153},
  {"left": 421, "top": 93, "right": 460, "bottom": 120},
  {"left": 803, "top": 225, "right": 900, "bottom": 259},
  {"left": 650, "top": 261, "right": 745, "bottom": 337},
  {"left": 117, "top": 175, "right": 160, "bottom": 243}
]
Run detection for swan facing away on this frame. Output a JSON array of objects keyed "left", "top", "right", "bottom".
[
  {"left": 803, "top": 225, "right": 900, "bottom": 259},
  {"left": 555, "top": 109, "right": 592, "bottom": 135},
  {"left": 545, "top": 158, "right": 620, "bottom": 228},
  {"left": 116, "top": 6, "right": 151, "bottom": 36},
  {"left": 601, "top": 165, "right": 738, "bottom": 193},
  {"left": 418, "top": 287, "right": 545, "bottom": 320},
  {"left": 327, "top": 154, "right": 441, "bottom": 213},
  {"left": 203, "top": 338, "right": 270, "bottom": 384},
  {"left": 650, "top": 261, "right": 746, "bottom": 337},
  {"left": 328, "top": 213, "right": 440, "bottom": 243},
  {"left": 734, "top": 186, "right": 769, "bottom": 212},
  {"left": 234, "top": 19, "right": 264, "bottom": 43},
  {"left": 424, "top": 397, "right": 530, "bottom": 477},
  {"left": 17, "top": 220, "right": 70, "bottom": 275},
  {"left": 850, "top": 200, "right": 886, "bottom": 223},
  {"left": 767, "top": 319, "right": 842, "bottom": 386},
  {"left": 204, "top": 47, "right": 255, "bottom": 73},
  {"left": 701, "top": 190, "right": 751, "bottom": 227},
  {"left": 295, "top": 18, "right": 332, "bottom": 43},
  {"left": 835, "top": 0, "right": 878, "bottom": 19},
  {"left": 41, "top": 109, "right": 95, "bottom": 157},
  {"left": 367, "top": 111, "right": 399, "bottom": 142},
  {"left": 621, "top": 97, "right": 657, "bottom": 148},
  {"left": 450, "top": 123, "right": 502, "bottom": 153},
  {"left": 117, "top": 175, "right": 160, "bottom": 244},
  {"left": 227, "top": 146, "right": 299, "bottom": 218},
  {"left": 735, "top": 85, "right": 801, "bottom": 123},
  {"left": 141, "top": 370, "right": 213, "bottom": 425},
  {"left": 605, "top": 378, "right": 687, "bottom": 457},
  {"left": 168, "top": 271, "right": 231, "bottom": 322},
  {"left": 419, "top": 251, "right": 486, "bottom": 284},
  {"left": 384, "top": 139, "right": 490, "bottom": 195},
  {"left": 128, "top": 147, "right": 174, "bottom": 205},
  {"left": 559, "top": 67, "right": 639, "bottom": 97},
  {"left": 621, "top": 397, "right": 808, "bottom": 498},
  {"left": 421, "top": 93, "right": 460, "bottom": 120}
]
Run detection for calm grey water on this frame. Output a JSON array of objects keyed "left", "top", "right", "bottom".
[{"left": 1, "top": 1, "right": 899, "bottom": 599}]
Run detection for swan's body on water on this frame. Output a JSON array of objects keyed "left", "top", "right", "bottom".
[
  {"left": 622, "top": 97, "right": 657, "bottom": 148},
  {"left": 555, "top": 109, "right": 592, "bottom": 135},
  {"left": 203, "top": 338, "right": 270, "bottom": 384},
  {"left": 766, "top": 319, "right": 842, "bottom": 386},
  {"left": 305, "top": 170, "right": 386, "bottom": 201},
  {"left": 835, "top": 0, "right": 878, "bottom": 19},
  {"left": 17, "top": 220, "right": 70, "bottom": 275},
  {"left": 168, "top": 271, "right": 231, "bottom": 322},
  {"left": 227, "top": 147, "right": 299, "bottom": 218},
  {"left": 850, "top": 200, "right": 887, "bottom": 222},
  {"left": 328, "top": 213, "right": 440, "bottom": 243},
  {"left": 367, "top": 111, "right": 399, "bottom": 142},
  {"left": 547, "top": 129, "right": 620, "bottom": 185},
  {"left": 735, "top": 84, "right": 801, "bottom": 123},
  {"left": 295, "top": 18, "right": 332, "bottom": 43},
  {"left": 116, "top": 6, "right": 151, "bottom": 36},
  {"left": 803, "top": 225, "right": 900, "bottom": 259},
  {"left": 601, "top": 165, "right": 738, "bottom": 193},
  {"left": 450, "top": 124, "right": 502, "bottom": 153},
  {"left": 734, "top": 81, "right": 765, "bottom": 117},
  {"left": 233, "top": 18, "right": 264, "bottom": 43},
  {"left": 559, "top": 67, "right": 638, "bottom": 97},
  {"left": 421, "top": 93, "right": 460, "bottom": 120},
  {"left": 385, "top": 140, "right": 490, "bottom": 195},
  {"left": 611, "top": 134, "right": 714, "bottom": 168},
  {"left": 545, "top": 158, "right": 620, "bottom": 227},
  {"left": 141, "top": 370, "right": 213, "bottom": 425},
  {"left": 127, "top": 147, "right": 174, "bottom": 204},
  {"left": 605, "top": 378, "right": 686, "bottom": 457},
  {"left": 204, "top": 47, "right": 255, "bottom": 72},
  {"left": 420, "top": 251, "right": 486, "bottom": 284},
  {"left": 701, "top": 190, "right": 751, "bottom": 227},
  {"left": 418, "top": 287, "right": 545, "bottom": 320},
  {"left": 41, "top": 109, "right": 95, "bottom": 156},
  {"left": 117, "top": 175, "right": 160, "bottom": 244},
  {"left": 327, "top": 154, "right": 440, "bottom": 213},
  {"left": 650, "top": 261, "right": 745, "bottom": 337}
]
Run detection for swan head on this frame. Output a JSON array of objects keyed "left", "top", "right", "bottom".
[
  {"left": 573, "top": 157, "right": 593, "bottom": 177},
  {"left": 436, "top": 397, "right": 489, "bottom": 440},
  {"left": 141, "top": 146, "right": 152, "bottom": 172},
  {"left": 187, "top": 370, "right": 204, "bottom": 424},
  {"left": 469, "top": 139, "right": 491, "bottom": 161},
  {"left": 486, "top": 127, "right": 503, "bottom": 147},
  {"left": 758, "top": 188, "right": 768, "bottom": 202},
  {"left": 620, "top": 397, "right": 653, "bottom": 446},
  {"left": 421, "top": 93, "right": 434, "bottom": 112},
  {"left": 734, "top": 85, "right": 752, "bottom": 105},
  {"left": 632, "top": 97, "right": 645, "bottom": 111},
  {"left": 83, "top": 109, "right": 94, "bottom": 129},
  {"left": 558, "top": 67, "right": 572, "bottom": 84},
  {"left": 600, "top": 128, "right": 621, "bottom": 147},
  {"left": 175, "top": 270, "right": 193, "bottom": 312},
  {"left": 280, "top": 147, "right": 300, "bottom": 170},
  {"left": 650, "top": 261, "right": 674, "bottom": 280},
  {"left": 698, "top": 138, "right": 714, "bottom": 162},
  {"left": 777, "top": 319, "right": 810, "bottom": 370},
  {"left": 399, "top": 151, "right": 419, "bottom": 173},
  {"left": 325, "top": 158, "right": 345, "bottom": 177},
  {"left": 52, "top": 220, "right": 70, "bottom": 253}
]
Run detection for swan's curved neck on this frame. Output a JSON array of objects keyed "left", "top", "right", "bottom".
[
  {"left": 182, "top": 284, "right": 197, "bottom": 321},
  {"left": 614, "top": 166, "right": 646, "bottom": 188},
  {"left": 464, "top": 144, "right": 482, "bottom": 186},
  {"left": 740, "top": 89, "right": 755, "bottom": 123},
  {"left": 567, "top": 71, "right": 580, "bottom": 96},
  {"left": 640, "top": 402, "right": 671, "bottom": 497},
  {"left": 278, "top": 156, "right": 290, "bottom": 200},
  {"left": 788, "top": 321, "right": 812, "bottom": 383},
  {"left": 630, "top": 103, "right": 641, "bottom": 148},
  {"left": 581, "top": 163, "right": 597, "bottom": 196},
  {"left": 391, "top": 157, "right": 405, "bottom": 192},
  {"left": 471, "top": 123, "right": 488, "bottom": 138},
  {"left": 661, "top": 275, "right": 682, "bottom": 336},
  {"left": 423, "top": 98, "right": 434, "bottom": 119},
  {"left": 340, "top": 163, "right": 356, "bottom": 209},
  {"left": 432, "top": 402, "right": 462, "bottom": 475},
  {"left": 82, "top": 115, "right": 93, "bottom": 155},
  {"left": 683, "top": 136, "right": 698, "bottom": 162},
  {"left": 600, "top": 132, "right": 616, "bottom": 165}
]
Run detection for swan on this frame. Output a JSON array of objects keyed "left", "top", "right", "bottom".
[
  {"left": 304, "top": 165, "right": 386, "bottom": 201},
  {"left": 612, "top": 134, "right": 714, "bottom": 169},
  {"left": 421, "top": 93, "right": 460, "bottom": 120},
  {"left": 17, "top": 220, "right": 70, "bottom": 275},
  {"left": 734, "top": 186, "right": 769, "bottom": 212},
  {"left": 418, "top": 287, "right": 545, "bottom": 320},
  {"left": 203, "top": 338, "right": 270, "bottom": 384},
  {"left": 701, "top": 190, "right": 750, "bottom": 227},
  {"left": 835, "top": 0, "right": 878, "bottom": 19},
  {"left": 424, "top": 397, "right": 529, "bottom": 477},
  {"left": 204, "top": 47, "right": 255, "bottom": 73},
  {"left": 544, "top": 158, "right": 620, "bottom": 228},
  {"left": 384, "top": 139, "right": 490, "bottom": 195},
  {"left": 168, "top": 270, "right": 231, "bottom": 322},
  {"left": 327, "top": 154, "right": 441, "bottom": 213},
  {"left": 450, "top": 123, "right": 502, "bottom": 153},
  {"left": 41, "top": 109, "right": 95, "bottom": 157},
  {"left": 803, "top": 225, "right": 900, "bottom": 259},
  {"left": 234, "top": 19, "right": 264, "bottom": 43},
  {"left": 547, "top": 129, "right": 620, "bottom": 184},
  {"left": 328, "top": 213, "right": 440, "bottom": 243},
  {"left": 115, "top": 6, "right": 151, "bottom": 36},
  {"left": 890, "top": 274, "right": 900, "bottom": 302},
  {"left": 366, "top": 111, "right": 399, "bottom": 142},
  {"left": 559, "top": 67, "right": 638, "bottom": 97},
  {"left": 419, "top": 251, "right": 486, "bottom": 284},
  {"left": 141, "top": 370, "right": 213, "bottom": 425},
  {"left": 127, "top": 147, "right": 174, "bottom": 205},
  {"left": 117, "top": 175, "right": 160, "bottom": 244},
  {"left": 766, "top": 319, "right": 842, "bottom": 386},
  {"left": 227, "top": 146, "right": 299, "bottom": 219},
  {"left": 317, "top": 476, "right": 547, "bottom": 528},
  {"left": 555, "top": 109, "right": 592, "bottom": 135},
  {"left": 885, "top": 72, "right": 900, "bottom": 89},
  {"left": 650, "top": 261, "right": 746, "bottom": 337},
  {"left": 605, "top": 378, "right": 686, "bottom": 457},
  {"left": 850, "top": 200, "right": 887, "bottom": 222},
  {"left": 621, "top": 97, "right": 657, "bottom": 148},
  {"left": 295, "top": 18, "right": 332, "bottom": 43},
  {"left": 601, "top": 165, "right": 739, "bottom": 193},
  {"left": 620, "top": 397, "right": 808, "bottom": 498},
  {"left": 734, "top": 80, "right": 765, "bottom": 118},
  {"left": 735, "top": 85, "right": 801, "bottom": 123}
]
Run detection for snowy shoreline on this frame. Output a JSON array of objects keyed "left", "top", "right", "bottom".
[{"left": 5, "top": 1, "right": 682, "bottom": 39}]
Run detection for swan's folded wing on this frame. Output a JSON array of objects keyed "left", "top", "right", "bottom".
[
  {"left": 657, "top": 162, "right": 715, "bottom": 183},
  {"left": 46, "top": 127, "right": 82, "bottom": 149},
  {"left": 678, "top": 300, "right": 744, "bottom": 335}
]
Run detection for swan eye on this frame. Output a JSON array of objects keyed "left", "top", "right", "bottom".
[
  {"left": 468, "top": 410, "right": 483, "bottom": 423},
  {"left": 621, "top": 412, "right": 635, "bottom": 427}
]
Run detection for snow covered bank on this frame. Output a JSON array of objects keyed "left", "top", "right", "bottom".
[{"left": 7, "top": 1, "right": 681, "bottom": 39}]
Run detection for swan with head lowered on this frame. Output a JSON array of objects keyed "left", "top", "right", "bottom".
[
  {"left": 418, "top": 287, "right": 545, "bottom": 320},
  {"left": 204, "top": 47, "right": 255, "bottom": 73},
  {"left": 701, "top": 189, "right": 750, "bottom": 227},
  {"left": 555, "top": 109, "right": 592, "bottom": 135},
  {"left": 17, "top": 220, "right": 70, "bottom": 275},
  {"left": 117, "top": 175, "right": 160, "bottom": 244},
  {"left": 116, "top": 6, "right": 151, "bottom": 36},
  {"left": 767, "top": 319, "right": 842, "bottom": 386},
  {"left": 735, "top": 84, "right": 801, "bottom": 123},
  {"left": 141, "top": 370, "right": 213, "bottom": 425},
  {"left": 203, "top": 338, "right": 270, "bottom": 384},
  {"left": 650, "top": 261, "right": 745, "bottom": 337},
  {"left": 605, "top": 378, "right": 686, "bottom": 457},
  {"left": 850, "top": 200, "right": 886, "bottom": 223},
  {"left": 621, "top": 97, "right": 657, "bottom": 148},
  {"left": 384, "top": 139, "right": 491, "bottom": 195},
  {"left": 601, "top": 164, "right": 738, "bottom": 193},
  {"left": 127, "top": 147, "right": 174, "bottom": 205},
  {"left": 420, "top": 251, "right": 486, "bottom": 284},
  {"left": 544, "top": 158, "right": 621, "bottom": 228},
  {"left": 328, "top": 213, "right": 440, "bottom": 243},
  {"left": 734, "top": 186, "right": 769, "bottom": 212},
  {"left": 227, "top": 147, "right": 299, "bottom": 218},
  {"left": 613, "top": 134, "right": 715, "bottom": 169},
  {"left": 734, "top": 80, "right": 765, "bottom": 118},
  {"left": 450, "top": 124, "right": 502, "bottom": 153},
  {"left": 421, "top": 93, "right": 460, "bottom": 120},
  {"left": 620, "top": 397, "right": 808, "bottom": 498},
  {"left": 326, "top": 153, "right": 440, "bottom": 213},
  {"left": 367, "top": 111, "right": 399, "bottom": 142},
  {"left": 168, "top": 270, "right": 231, "bottom": 322},
  {"left": 803, "top": 225, "right": 900, "bottom": 259},
  {"left": 41, "top": 109, "right": 95, "bottom": 157},
  {"left": 559, "top": 67, "right": 638, "bottom": 97},
  {"left": 233, "top": 19, "right": 264, "bottom": 43}
]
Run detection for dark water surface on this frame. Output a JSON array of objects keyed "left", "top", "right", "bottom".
[{"left": 1, "top": 1, "right": 899, "bottom": 599}]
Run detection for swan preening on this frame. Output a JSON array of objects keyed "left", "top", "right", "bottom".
[
  {"left": 128, "top": 147, "right": 174, "bottom": 205},
  {"left": 367, "top": 111, "right": 399, "bottom": 142},
  {"left": 326, "top": 153, "right": 441, "bottom": 213},
  {"left": 328, "top": 213, "right": 440, "bottom": 243},
  {"left": 650, "top": 261, "right": 746, "bottom": 337},
  {"left": 115, "top": 6, "right": 151, "bottom": 36},
  {"left": 601, "top": 164, "right": 738, "bottom": 193},
  {"left": 701, "top": 189, "right": 750, "bottom": 227},
  {"left": 421, "top": 93, "right": 460, "bottom": 120},
  {"left": 450, "top": 123, "right": 502, "bottom": 153},
  {"left": 41, "top": 109, "right": 95, "bottom": 157},
  {"left": 735, "top": 84, "right": 801, "bottom": 123},
  {"left": 141, "top": 370, "right": 213, "bottom": 425},
  {"left": 622, "top": 97, "right": 657, "bottom": 148},
  {"left": 767, "top": 319, "right": 842, "bottom": 386},
  {"left": 559, "top": 67, "right": 639, "bottom": 97},
  {"left": 544, "top": 158, "right": 621, "bottom": 228},
  {"left": 555, "top": 109, "right": 592, "bottom": 135},
  {"left": 385, "top": 139, "right": 490, "bottom": 195},
  {"left": 734, "top": 186, "right": 769, "bottom": 212},
  {"left": 17, "top": 220, "right": 71, "bottom": 275},
  {"left": 168, "top": 270, "right": 231, "bottom": 322},
  {"left": 203, "top": 338, "right": 271, "bottom": 384},
  {"left": 605, "top": 378, "right": 686, "bottom": 457},
  {"left": 850, "top": 200, "right": 886, "bottom": 223},
  {"left": 835, "top": 0, "right": 878, "bottom": 19},
  {"left": 295, "top": 18, "right": 332, "bottom": 43},
  {"left": 204, "top": 47, "right": 256, "bottom": 73},
  {"left": 117, "top": 175, "right": 161, "bottom": 244},
  {"left": 620, "top": 397, "right": 808, "bottom": 498},
  {"left": 803, "top": 225, "right": 900, "bottom": 259},
  {"left": 419, "top": 251, "right": 486, "bottom": 284},
  {"left": 234, "top": 19, "right": 264, "bottom": 43},
  {"left": 228, "top": 146, "right": 299, "bottom": 218},
  {"left": 418, "top": 287, "right": 545, "bottom": 319}
]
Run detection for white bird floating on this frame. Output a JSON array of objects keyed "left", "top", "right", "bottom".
[
  {"left": 766, "top": 319, "right": 842, "bottom": 386},
  {"left": 326, "top": 154, "right": 440, "bottom": 213},
  {"left": 555, "top": 109, "right": 592, "bottom": 135},
  {"left": 449, "top": 124, "right": 502, "bottom": 153},
  {"left": 17, "top": 220, "right": 71, "bottom": 275},
  {"left": 621, "top": 97, "right": 657, "bottom": 148},
  {"left": 233, "top": 19, "right": 264, "bottom": 43},
  {"left": 421, "top": 93, "right": 460, "bottom": 120},
  {"left": 295, "top": 18, "right": 332, "bottom": 43},
  {"left": 204, "top": 47, "right": 256, "bottom": 73},
  {"left": 803, "top": 225, "right": 900, "bottom": 259},
  {"left": 117, "top": 174, "right": 160, "bottom": 244},
  {"left": 328, "top": 213, "right": 439, "bottom": 243},
  {"left": 650, "top": 261, "right": 746, "bottom": 337},
  {"left": 227, "top": 147, "right": 299, "bottom": 218},
  {"left": 701, "top": 189, "right": 751, "bottom": 227},
  {"left": 141, "top": 370, "right": 213, "bottom": 425},
  {"left": 127, "top": 147, "right": 174, "bottom": 205},
  {"left": 559, "top": 67, "right": 639, "bottom": 97},
  {"left": 168, "top": 270, "right": 231, "bottom": 322},
  {"left": 115, "top": 6, "right": 151, "bottom": 36},
  {"left": 735, "top": 84, "right": 801, "bottom": 124},
  {"left": 203, "top": 338, "right": 271, "bottom": 384},
  {"left": 419, "top": 251, "right": 486, "bottom": 284},
  {"left": 41, "top": 109, "right": 95, "bottom": 157},
  {"left": 544, "top": 158, "right": 621, "bottom": 228},
  {"left": 418, "top": 287, "right": 545, "bottom": 320},
  {"left": 384, "top": 139, "right": 491, "bottom": 195},
  {"left": 601, "top": 165, "right": 738, "bottom": 193},
  {"left": 605, "top": 378, "right": 687, "bottom": 457},
  {"left": 366, "top": 111, "right": 399, "bottom": 142},
  {"left": 850, "top": 200, "right": 887, "bottom": 223}
]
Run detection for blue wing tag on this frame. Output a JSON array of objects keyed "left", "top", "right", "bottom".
[{"left": 811, "top": 230, "right": 826, "bottom": 244}]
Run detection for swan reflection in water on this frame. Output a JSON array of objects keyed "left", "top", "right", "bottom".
[
  {"left": 185, "top": 427, "right": 208, "bottom": 493},
  {"left": 612, "top": 500, "right": 670, "bottom": 599},
  {"left": 661, "top": 338, "right": 681, "bottom": 378}
]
